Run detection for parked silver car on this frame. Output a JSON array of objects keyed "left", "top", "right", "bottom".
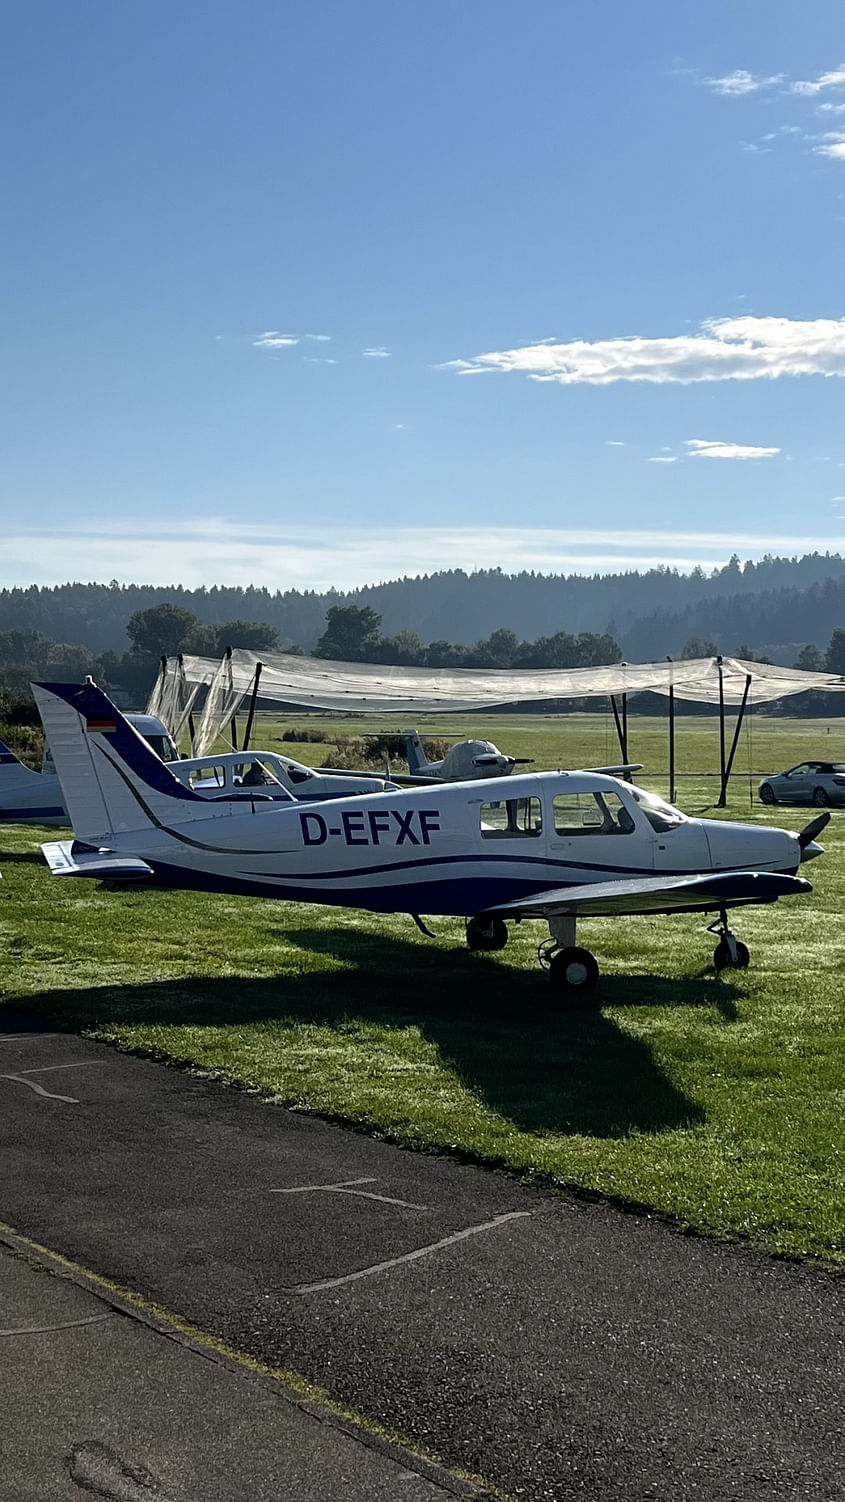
[{"left": 759, "top": 761, "right": 845, "bottom": 808}]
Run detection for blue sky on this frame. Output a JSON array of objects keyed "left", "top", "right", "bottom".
[{"left": 2, "top": 1, "right": 845, "bottom": 590}]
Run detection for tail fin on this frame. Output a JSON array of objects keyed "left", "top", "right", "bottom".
[
  {"left": 402, "top": 731, "right": 429, "bottom": 775},
  {"left": 0, "top": 737, "right": 40, "bottom": 788},
  {"left": 31, "top": 682, "right": 227, "bottom": 843}
]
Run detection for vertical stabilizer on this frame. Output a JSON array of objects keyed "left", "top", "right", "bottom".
[
  {"left": 31, "top": 683, "right": 222, "bottom": 843},
  {"left": 403, "top": 731, "right": 429, "bottom": 775}
]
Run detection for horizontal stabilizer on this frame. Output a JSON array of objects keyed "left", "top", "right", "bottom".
[
  {"left": 484, "top": 869, "right": 811, "bottom": 920},
  {"left": 41, "top": 840, "right": 153, "bottom": 880}
]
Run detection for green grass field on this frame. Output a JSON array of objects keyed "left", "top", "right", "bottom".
[{"left": 1, "top": 711, "right": 844, "bottom": 1263}]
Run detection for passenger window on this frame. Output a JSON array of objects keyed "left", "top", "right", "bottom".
[
  {"left": 190, "top": 766, "right": 226, "bottom": 789},
  {"left": 553, "top": 791, "right": 633, "bottom": 835},
  {"left": 480, "top": 797, "right": 543, "bottom": 838}
]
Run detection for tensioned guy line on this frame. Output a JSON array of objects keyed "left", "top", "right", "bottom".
[{"left": 291, "top": 1211, "right": 532, "bottom": 1294}]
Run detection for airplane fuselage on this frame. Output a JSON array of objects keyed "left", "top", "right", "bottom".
[{"left": 91, "top": 772, "right": 804, "bottom": 915}]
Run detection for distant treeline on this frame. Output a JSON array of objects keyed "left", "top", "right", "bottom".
[{"left": 2, "top": 551, "right": 845, "bottom": 659}]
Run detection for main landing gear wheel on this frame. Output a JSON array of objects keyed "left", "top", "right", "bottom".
[
  {"left": 759, "top": 783, "right": 776, "bottom": 806},
  {"left": 812, "top": 787, "right": 829, "bottom": 807},
  {"left": 548, "top": 946, "right": 600, "bottom": 994},
  {"left": 465, "top": 915, "right": 508, "bottom": 952}
]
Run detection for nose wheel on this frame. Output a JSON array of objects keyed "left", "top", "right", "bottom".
[{"left": 708, "top": 910, "right": 750, "bottom": 971}]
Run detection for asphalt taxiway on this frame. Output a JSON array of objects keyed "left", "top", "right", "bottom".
[{"left": 1, "top": 1009, "right": 843, "bottom": 1501}]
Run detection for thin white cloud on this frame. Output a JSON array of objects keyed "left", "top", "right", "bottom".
[
  {"left": 303, "top": 334, "right": 331, "bottom": 342},
  {"left": 790, "top": 64, "right": 845, "bottom": 96},
  {"left": 605, "top": 440, "right": 625, "bottom": 446},
  {"left": 686, "top": 438, "right": 780, "bottom": 460},
  {"left": 705, "top": 70, "right": 784, "bottom": 96},
  {"left": 818, "top": 102, "right": 845, "bottom": 115},
  {"left": 647, "top": 456, "right": 677, "bottom": 463},
  {"left": 5, "top": 521, "right": 845, "bottom": 593},
  {"left": 253, "top": 332, "right": 300, "bottom": 349},
  {"left": 362, "top": 347, "right": 391, "bottom": 359},
  {"left": 444, "top": 314, "right": 845, "bottom": 387}
]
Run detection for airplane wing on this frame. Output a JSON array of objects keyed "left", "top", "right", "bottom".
[
  {"left": 41, "top": 840, "right": 153, "bottom": 880},
  {"left": 483, "top": 870, "right": 811, "bottom": 920}
]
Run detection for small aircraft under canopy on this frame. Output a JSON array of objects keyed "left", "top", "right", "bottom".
[
  {"left": 33, "top": 682, "right": 827, "bottom": 995},
  {"left": 389, "top": 731, "right": 533, "bottom": 782}
]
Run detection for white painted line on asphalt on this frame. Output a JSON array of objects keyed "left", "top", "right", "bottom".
[
  {"left": 272, "top": 1177, "right": 429, "bottom": 1211},
  {"left": 0, "top": 1313, "right": 116, "bottom": 1337},
  {"left": 0, "top": 1034, "right": 53, "bottom": 1043},
  {"left": 16, "top": 1061, "right": 104, "bottom": 1076},
  {"left": 292, "top": 1211, "right": 533, "bottom": 1294},
  {"left": 0, "top": 1073, "right": 78, "bottom": 1104}
]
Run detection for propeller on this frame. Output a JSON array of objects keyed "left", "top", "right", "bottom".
[
  {"left": 797, "top": 811, "right": 830, "bottom": 861},
  {"left": 473, "top": 754, "right": 532, "bottom": 767}
]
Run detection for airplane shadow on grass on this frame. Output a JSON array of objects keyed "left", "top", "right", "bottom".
[{"left": 17, "top": 925, "right": 742, "bottom": 1141}]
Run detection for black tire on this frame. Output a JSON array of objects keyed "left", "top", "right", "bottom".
[
  {"left": 759, "top": 784, "right": 776, "bottom": 806},
  {"left": 713, "top": 938, "right": 750, "bottom": 971},
  {"left": 465, "top": 915, "right": 508, "bottom": 952},
  {"left": 812, "top": 787, "right": 829, "bottom": 807},
  {"left": 549, "top": 946, "right": 600, "bottom": 993}
]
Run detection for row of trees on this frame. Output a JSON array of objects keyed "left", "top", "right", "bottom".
[{"left": 313, "top": 606, "right": 621, "bottom": 669}]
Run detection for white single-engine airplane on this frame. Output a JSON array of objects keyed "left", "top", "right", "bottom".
[
  {"left": 0, "top": 732, "right": 396, "bottom": 827},
  {"left": 33, "top": 682, "right": 827, "bottom": 994},
  {"left": 394, "top": 731, "right": 533, "bottom": 782}
]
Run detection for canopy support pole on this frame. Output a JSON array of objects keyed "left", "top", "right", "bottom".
[
  {"left": 717, "top": 657, "right": 727, "bottom": 807},
  {"left": 242, "top": 663, "right": 263, "bottom": 752},
  {"left": 720, "top": 673, "right": 752, "bottom": 807},
  {"left": 226, "top": 646, "right": 239, "bottom": 752},
  {"left": 177, "top": 654, "right": 196, "bottom": 752},
  {"left": 668, "top": 681, "right": 676, "bottom": 805},
  {"left": 610, "top": 695, "right": 628, "bottom": 767}
]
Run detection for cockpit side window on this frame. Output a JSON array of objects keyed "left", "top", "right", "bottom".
[
  {"left": 480, "top": 797, "right": 543, "bottom": 838},
  {"left": 553, "top": 791, "right": 634, "bottom": 835}
]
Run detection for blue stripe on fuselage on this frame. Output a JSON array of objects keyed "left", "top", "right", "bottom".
[{"left": 123, "top": 856, "right": 557, "bottom": 914}]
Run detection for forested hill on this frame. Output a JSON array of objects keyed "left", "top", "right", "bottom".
[{"left": 1, "top": 552, "right": 844, "bottom": 659}]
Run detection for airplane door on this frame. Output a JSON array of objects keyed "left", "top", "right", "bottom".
[{"left": 546, "top": 789, "right": 643, "bottom": 878}]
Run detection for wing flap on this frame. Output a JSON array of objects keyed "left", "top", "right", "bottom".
[
  {"left": 41, "top": 840, "right": 153, "bottom": 880},
  {"left": 484, "top": 870, "right": 811, "bottom": 919}
]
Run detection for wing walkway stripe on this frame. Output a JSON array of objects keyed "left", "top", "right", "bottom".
[{"left": 291, "top": 1211, "right": 532, "bottom": 1294}]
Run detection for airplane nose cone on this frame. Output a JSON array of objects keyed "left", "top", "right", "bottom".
[{"left": 800, "top": 839, "right": 825, "bottom": 863}]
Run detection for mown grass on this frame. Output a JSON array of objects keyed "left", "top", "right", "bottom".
[{"left": 1, "top": 713, "right": 844, "bottom": 1263}]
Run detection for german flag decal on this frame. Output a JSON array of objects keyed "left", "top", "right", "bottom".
[{"left": 86, "top": 717, "right": 117, "bottom": 734}]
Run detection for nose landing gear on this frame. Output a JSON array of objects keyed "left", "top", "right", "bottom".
[{"left": 708, "top": 909, "right": 750, "bottom": 971}]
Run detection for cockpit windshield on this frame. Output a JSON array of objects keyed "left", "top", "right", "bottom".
[{"left": 629, "top": 784, "right": 688, "bottom": 833}]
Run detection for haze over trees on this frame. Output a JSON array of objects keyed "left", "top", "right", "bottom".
[{"left": 2, "top": 552, "right": 845, "bottom": 663}]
